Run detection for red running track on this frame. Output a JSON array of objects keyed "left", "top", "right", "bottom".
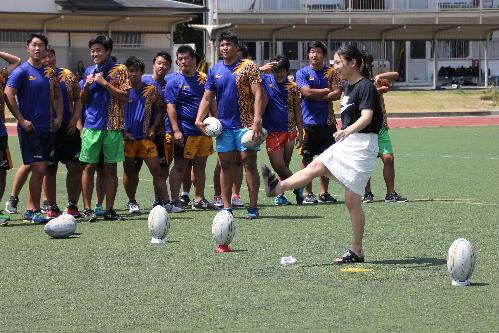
[{"left": 5, "top": 116, "right": 499, "bottom": 136}]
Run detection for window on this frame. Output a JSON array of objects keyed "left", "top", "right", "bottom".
[
  {"left": 263, "top": 41, "right": 271, "bottom": 61},
  {"left": 0, "top": 30, "right": 38, "bottom": 45},
  {"left": 437, "top": 40, "right": 469, "bottom": 59},
  {"left": 112, "top": 32, "right": 142, "bottom": 49},
  {"left": 410, "top": 41, "right": 426, "bottom": 59},
  {"left": 239, "top": 41, "right": 256, "bottom": 60},
  {"left": 282, "top": 41, "right": 298, "bottom": 60}
]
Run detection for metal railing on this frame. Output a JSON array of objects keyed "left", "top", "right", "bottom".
[{"left": 216, "top": 0, "right": 499, "bottom": 12}]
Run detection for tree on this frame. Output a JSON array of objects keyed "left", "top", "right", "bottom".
[{"left": 173, "top": 0, "right": 206, "bottom": 57}]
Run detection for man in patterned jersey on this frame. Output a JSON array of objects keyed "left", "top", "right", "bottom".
[
  {"left": 0, "top": 51, "right": 21, "bottom": 225},
  {"left": 5, "top": 33, "right": 63, "bottom": 224},
  {"left": 79, "top": 35, "right": 131, "bottom": 222},
  {"left": 196, "top": 31, "right": 265, "bottom": 221},
  {"left": 296, "top": 41, "right": 342, "bottom": 204},
  {"left": 122, "top": 56, "right": 170, "bottom": 214},
  {"left": 139, "top": 51, "right": 179, "bottom": 210},
  {"left": 360, "top": 51, "right": 407, "bottom": 204},
  {"left": 166, "top": 45, "right": 217, "bottom": 211},
  {"left": 261, "top": 55, "right": 304, "bottom": 206},
  {"left": 40, "top": 46, "right": 83, "bottom": 217}
]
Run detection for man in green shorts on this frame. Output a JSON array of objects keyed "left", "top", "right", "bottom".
[
  {"left": 361, "top": 51, "right": 407, "bottom": 203},
  {"left": 80, "top": 35, "right": 131, "bottom": 221}
]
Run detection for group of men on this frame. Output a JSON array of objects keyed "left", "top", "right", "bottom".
[{"left": 0, "top": 30, "right": 406, "bottom": 226}]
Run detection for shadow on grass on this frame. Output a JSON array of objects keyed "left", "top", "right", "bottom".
[
  {"left": 368, "top": 257, "right": 446, "bottom": 267},
  {"left": 256, "top": 215, "right": 324, "bottom": 220},
  {"left": 470, "top": 282, "right": 489, "bottom": 287}
]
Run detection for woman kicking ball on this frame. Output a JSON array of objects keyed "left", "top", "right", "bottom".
[{"left": 262, "top": 44, "right": 383, "bottom": 264}]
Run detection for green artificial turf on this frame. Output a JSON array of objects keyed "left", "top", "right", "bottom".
[{"left": 0, "top": 126, "right": 497, "bottom": 332}]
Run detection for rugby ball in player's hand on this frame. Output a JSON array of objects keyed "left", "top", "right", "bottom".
[
  {"left": 241, "top": 128, "right": 268, "bottom": 149},
  {"left": 148, "top": 205, "right": 170, "bottom": 244},
  {"left": 44, "top": 214, "right": 77, "bottom": 239},
  {"left": 212, "top": 210, "right": 236, "bottom": 245},
  {"left": 203, "top": 117, "right": 223, "bottom": 137},
  {"left": 447, "top": 238, "right": 476, "bottom": 284}
]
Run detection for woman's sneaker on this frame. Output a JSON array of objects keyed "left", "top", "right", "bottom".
[
  {"left": 246, "top": 207, "right": 259, "bottom": 219},
  {"left": 94, "top": 204, "right": 105, "bottom": 217},
  {"left": 82, "top": 209, "right": 97, "bottom": 223},
  {"left": 31, "top": 210, "right": 47, "bottom": 224},
  {"left": 5, "top": 196, "right": 19, "bottom": 214},
  {"left": 127, "top": 200, "right": 140, "bottom": 214},
  {"left": 103, "top": 209, "right": 122, "bottom": 221},
  {"left": 179, "top": 194, "right": 191, "bottom": 207},
  {"left": 319, "top": 192, "right": 337, "bottom": 204}
]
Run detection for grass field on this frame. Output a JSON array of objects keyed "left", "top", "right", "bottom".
[{"left": 0, "top": 126, "right": 498, "bottom": 332}]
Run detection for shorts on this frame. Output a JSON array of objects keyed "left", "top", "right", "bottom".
[
  {"left": 174, "top": 136, "right": 213, "bottom": 159},
  {"left": 18, "top": 128, "right": 55, "bottom": 165},
  {"left": 156, "top": 133, "right": 173, "bottom": 165},
  {"left": 216, "top": 128, "right": 259, "bottom": 153},
  {"left": 0, "top": 136, "right": 13, "bottom": 171},
  {"left": 377, "top": 127, "right": 393, "bottom": 156},
  {"left": 54, "top": 128, "right": 81, "bottom": 163},
  {"left": 266, "top": 131, "right": 297, "bottom": 153},
  {"left": 299, "top": 124, "right": 336, "bottom": 158},
  {"left": 316, "top": 133, "right": 379, "bottom": 197},
  {"left": 79, "top": 128, "right": 124, "bottom": 164},
  {"left": 125, "top": 139, "right": 158, "bottom": 158}
]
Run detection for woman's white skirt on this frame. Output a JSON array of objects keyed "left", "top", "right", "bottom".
[{"left": 316, "top": 133, "right": 379, "bottom": 197}]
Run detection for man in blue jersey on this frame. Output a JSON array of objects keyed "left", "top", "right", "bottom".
[
  {"left": 261, "top": 55, "right": 304, "bottom": 205},
  {"left": 5, "top": 33, "right": 63, "bottom": 223},
  {"left": 138, "top": 51, "right": 178, "bottom": 210},
  {"left": 122, "top": 56, "right": 170, "bottom": 214},
  {"left": 295, "top": 41, "right": 342, "bottom": 204},
  {"left": 0, "top": 50, "right": 21, "bottom": 225},
  {"left": 167, "top": 45, "right": 217, "bottom": 211},
  {"left": 80, "top": 35, "right": 131, "bottom": 222},
  {"left": 196, "top": 31, "right": 265, "bottom": 222}
]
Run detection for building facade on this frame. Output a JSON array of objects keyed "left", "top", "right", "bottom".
[
  {"left": 0, "top": 0, "right": 206, "bottom": 72},
  {"left": 211, "top": 0, "right": 499, "bottom": 87}
]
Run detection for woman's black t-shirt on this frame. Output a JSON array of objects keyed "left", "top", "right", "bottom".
[{"left": 340, "top": 78, "right": 383, "bottom": 134}]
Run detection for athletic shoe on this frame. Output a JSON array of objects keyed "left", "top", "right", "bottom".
[
  {"left": 66, "top": 202, "right": 82, "bottom": 218},
  {"left": 213, "top": 196, "right": 223, "bottom": 208},
  {"left": 231, "top": 194, "right": 244, "bottom": 207},
  {"left": 23, "top": 210, "right": 35, "bottom": 222},
  {"left": 40, "top": 202, "right": 50, "bottom": 214},
  {"left": 274, "top": 194, "right": 291, "bottom": 206},
  {"left": 303, "top": 193, "right": 318, "bottom": 204},
  {"left": 164, "top": 201, "right": 184, "bottom": 213},
  {"left": 216, "top": 244, "right": 231, "bottom": 253},
  {"left": 293, "top": 188, "right": 304, "bottom": 205},
  {"left": 0, "top": 212, "right": 10, "bottom": 226},
  {"left": 128, "top": 200, "right": 140, "bottom": 214},
  {"left": 385, "top": 192, "right": 408, "bottom": 203},
  {"left": 179, "top": 194, "right": 191, "bottom": 207},
  {"left": 31, "top": 210, "right": 46, "bottom": 224},
  {"left": 94, "top": 204, "right": 105, "bottom": 217},
  {"left": 319, "top": 192, "right": 337, "bottom": 204},
  {"left": 151, "top": 199, "right": 163, "bottom": 208},
  {"left": 103, "top": 209, "right": 122, "bottom": 221},
  {"left": 47, "top": 204, "right": 62, "bottom": 219},
  {"left": 192, "top": 198, "right": 218, "bottom": 210},
  {"left": 82, "top": 209, "right": 97, "bottom": 223},
  {"left": 363, "top": 192, "right": 374, "bottom": 203},
  {"left": 246, "top": 207, "right": 259, "bottom": 219},
  {"left": 5, "top": 196, "right": 19, "bottom": 214}
]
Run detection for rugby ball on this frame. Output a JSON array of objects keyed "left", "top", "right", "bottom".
[
  {"left": 447, "top": 238, "right": 476, "bottom": 284},
  {"left": 44, "top": 214, "right": 77, "bottom": 239},
  {"left": 241, "top": 128, "right": 268, "bottom": 149},
  {"left": 203, "top": 117, "right": 223, "bottom": 137},
  {"left": 148, "top": 205, "right": 170, "bottom": 244},
  {"left": 211, "top": 210, "right": 236, "bottom": 245}
]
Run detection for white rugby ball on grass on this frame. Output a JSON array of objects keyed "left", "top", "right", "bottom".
[
  {"left": 203, "top": 117, "right": 223, "bottom": 137},
  {"left": 44, "top": 214, "right": 77, "bottom": 239},
  {"left": 212, "top": 210, "right": 236, "bottom": 246},
  {"left": 241, "top": 128, "right": 268, "bottom": 149},
  {"left": 148, "top": 205, "right": 170, "bottom": 244},
  {"left": 447, "top": 238, "right": 476, "bottom": 285}
]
